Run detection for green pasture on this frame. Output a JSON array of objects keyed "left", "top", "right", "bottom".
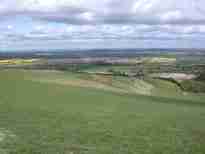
[{"left": 0, "top": 70, "right": 205, "bottom": 154}]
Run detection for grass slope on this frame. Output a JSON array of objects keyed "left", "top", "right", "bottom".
[
  {"left": 0, "top": 70, "right": 205, "bottom": 154},
  {"left": 26, "top": 69, "right": 204, "bottom": 101}
]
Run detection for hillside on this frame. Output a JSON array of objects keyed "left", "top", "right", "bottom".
[{"left": 0, "top": 70, "right": 205, "bottom": 154}]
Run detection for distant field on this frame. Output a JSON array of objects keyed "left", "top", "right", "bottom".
[
  {"left": 0, "top": 59, "right": 39, "bottom": 65},
  {"left": 0, "top": 70, "right": 205, "bottom": 154}
]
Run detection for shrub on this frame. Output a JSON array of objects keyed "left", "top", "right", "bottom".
[
  {"left": 180, "top": 80, "right": 205, "bottom": 93},
  {"left": 197, "top": 71, "right": 205, "bottom": 81}
]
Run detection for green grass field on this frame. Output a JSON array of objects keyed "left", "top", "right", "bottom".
[{"left": 0, "top": 70, "right": 205, "bottom": 154}]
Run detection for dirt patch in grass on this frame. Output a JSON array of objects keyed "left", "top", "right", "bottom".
[
  {"left": 0, "top": 128, "right": 16, "bottom": 142},
  {"left": 33, "top": 77, "right": 128, "bottom": 94},
  {"left": 152, "top": 73, "right": 196, "bottom": 80},
  {"left": 0, "top": 129, "right": 16, "bottom": 154},
  {"left": 133, "top": 79, "right": 154, "bottom": 95}
]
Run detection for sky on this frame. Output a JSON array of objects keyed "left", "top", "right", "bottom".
[{"left": 0, "top": 0, "right": 205, "bottom": 51}]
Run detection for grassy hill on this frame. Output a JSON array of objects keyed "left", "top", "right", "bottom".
[
  {"left": 0, "top": 70, "right": 205, "bottom": 154},
  {"left": 25, "top": 69, "right": 204, "bottom": 101}
]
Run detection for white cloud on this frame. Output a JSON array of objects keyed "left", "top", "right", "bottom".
[
  {"left": 0, "top": 0, "right": 205, "bottom": 25},
  {"left": 7, "top": 25, "right": 13, "bottom": 30},
  {"left": 160, "top": 11, "right": 183, "bottom": 21},
  {"left": 133, "top": 0, "right": 159, "bottom": 13},
  {"left": 1, "top": 0, "right": 205, "bottom": 49}
]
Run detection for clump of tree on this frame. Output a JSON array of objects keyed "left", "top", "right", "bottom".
[
  {"left": 108, "top": 69, "right": 128, "bottom": 77},
  {"left": 180, "top": 80, "right": 205, "bottom": 93},
  {"left": 196, "top": 71, "right": 205, "bottom": 82},
  {"left": 179, "top": 69, "right": 205, "bottom": 93}
]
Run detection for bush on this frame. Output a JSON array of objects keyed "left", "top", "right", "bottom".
[
  {"left": 197, "top": 71, "right": 205, "bottom": 81},
  {"left": 180, "top": 80, "right": 205, "bottom": 93},
  {"left": 108, "top": 69, "right": 128, "bottom": 77}
]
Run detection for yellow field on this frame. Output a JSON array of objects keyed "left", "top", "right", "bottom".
[
  {"left": 140, "top": 57, "right": 176, "bottom": 63},
  {"left": 0, "top": 59, "right": 39, "bottom": 65}
]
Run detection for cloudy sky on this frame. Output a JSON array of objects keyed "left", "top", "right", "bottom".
[{"left": 0, "top": 0, "right": 205, "bottom": 51}]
